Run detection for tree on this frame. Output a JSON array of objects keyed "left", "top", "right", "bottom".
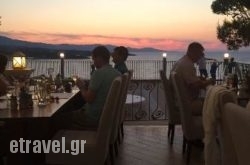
[{"left": 211, "top": 0, "right": 250, "bottom": 50}]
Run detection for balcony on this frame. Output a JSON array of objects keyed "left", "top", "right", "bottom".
[
  {"left": 6, "top": 58, "right": 250, "bottom": 122},
  {"left": 4, "top": 58, "right": 250, "bottom": 165}
]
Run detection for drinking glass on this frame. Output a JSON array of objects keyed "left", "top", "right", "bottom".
[
  {"left": 3, "top": 86, "right": 15, "bottom": 109},
  {"left": 71, "top": 75, "right": 78, "bottom": 92},
  {"left": 35, "top": 79, "right": 48, "bottom": 106},
  {"left": 72, "top": 75, "right": 78, "bottom": 84},
  {"left": 6, "top": 86, "right": 15, "bottom": 98}
]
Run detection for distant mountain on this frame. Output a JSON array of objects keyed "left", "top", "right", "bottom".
[
  {"left": 0, "top": 35, "right": 93, "bottom": 51},
  {"left": 0, "top": 35, "right": 162, "bottom": 59},
  {"left": 0, "top": 36, "right": 92, "bottom": 59},
  {"left": 129, "top": 47, "right": 162, "bottom": 52}
]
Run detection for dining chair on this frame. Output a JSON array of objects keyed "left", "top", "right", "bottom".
[
  {"left": 109, "top": 73, "right": 129, "bottom": 164},
  {"left": 119, "top": 70, "right": 133, "bottom": 139},
  {"left": 202, "top": 85, "right": 236, "bottom": 165},
  {"left": 170, "top": 71, "right": 204, "bottom": 164},
  {"left": 159, "top": 70, "right": 181, "bottom": 145},
  {"left": 46, "top": 76, "right": 122, "bottom": 165},
  {"left": 221, "top": 102, "right": 250, "bottom": 165}
]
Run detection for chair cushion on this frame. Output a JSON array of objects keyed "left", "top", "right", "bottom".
[{"left": 224, "top": 103, "right": 250, "bottom": 165}]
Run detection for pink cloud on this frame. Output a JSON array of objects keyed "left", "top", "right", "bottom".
[{"left": 0, "top": 31, "right": 226, "bottom": 51}]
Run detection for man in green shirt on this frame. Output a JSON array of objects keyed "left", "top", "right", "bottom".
[{"left": 52, "top": 46, "right": 120, "bottom": 130}]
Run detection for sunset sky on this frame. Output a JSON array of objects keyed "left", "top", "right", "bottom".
[{"left": 0, "top": 0, "right": 229, "bottom": 51}]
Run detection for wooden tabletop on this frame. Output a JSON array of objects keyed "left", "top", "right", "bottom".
[{"left": 0, "top": 91, "right": 80, "bottom": 119}]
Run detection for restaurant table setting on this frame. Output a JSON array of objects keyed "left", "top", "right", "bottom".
[
  {"left": 0, "top": 91, "right": 81, "bottom": 165},
  {"left": 200, "top": 74, "right": 250, "bottom": 107},
  {"left": 0, "top": 76, "right": 80, "bottom": 119}
]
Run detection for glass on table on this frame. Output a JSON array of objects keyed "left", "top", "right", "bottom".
[
  {"left": 6, "top": 86, "right": 15, "bottom": 98},
  {"left": 1, "top": 86, "right": 16, "bottom": 109},
  {"left": 71, "top": 75, "right": 79, "bottom": 92},
  {"left": 33, "top": 79, "right": 49, "bottom": 106},
  {"left": 71, "top": 75, "right": 78, "bottom": 85},
  {"left": 222, "top": 74, "right": 233, "bottom": 88}
]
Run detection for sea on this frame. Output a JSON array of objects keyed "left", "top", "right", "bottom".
[
  {"left": 128, "top": 51, "right": 250, "bottom": 63},
  {"left": 123, "top": 50, "right": 250, "bottom": 79}
]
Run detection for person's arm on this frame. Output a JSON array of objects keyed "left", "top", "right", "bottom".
[
  {"left": 81, "top": 88, "right": 96, "bottom": 103},
  {"left": 190, "top": 79, "right": 214, "bottom": 89},
  {"left": 76, "top": 78, "right": 96, "bottom": 103},
  {"left": 182, "top": 63, "right": 213, "bottom": 89}
]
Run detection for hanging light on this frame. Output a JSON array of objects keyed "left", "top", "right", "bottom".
[{"left": 12, "top": 51, "right": 26, "bottom": 69}]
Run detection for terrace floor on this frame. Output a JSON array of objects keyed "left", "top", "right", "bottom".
[{"left": 115, "top": 122, "right": 204, "bottom": 165}]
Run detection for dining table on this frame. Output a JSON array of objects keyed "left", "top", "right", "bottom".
[
  {"left": 0, "top": 90, "right": 81, "bottom": 119},
  {"left": 0, "top": 89, "right": 84, "bottom": 165}
]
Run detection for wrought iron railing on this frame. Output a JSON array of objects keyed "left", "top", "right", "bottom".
[
  {"left": 7, "top": 59, "right": 242, "bottom": 80},
  {"left": 125, "top": 79, "right": 166, "bottom": 120},
  {"left": 6, "top": 59, "right": 250, "bottom": 121}
]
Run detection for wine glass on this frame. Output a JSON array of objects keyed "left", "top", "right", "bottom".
[
  {"left": 36, "top": 79, "right": 48, "bottom": 106},
  {"left": 71, "top": 75, "right": 78, "bottom": 92},
  {"left": 72, "top": 75, "right": 77, "bottom": 83}
]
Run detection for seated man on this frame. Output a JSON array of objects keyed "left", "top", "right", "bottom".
[
  {"left": 112, "top": 46, "right": 129, "bottom": 74},
  {"left": 52, "top": 46, "right": 121, "bottom": 131},
  {"left": 170, "top": 42, "right": 214, "bottom": 115}
]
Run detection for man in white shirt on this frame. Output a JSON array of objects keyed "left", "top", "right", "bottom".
[{"left": 171, "top": 42, "right": 214, "bottom": 115}]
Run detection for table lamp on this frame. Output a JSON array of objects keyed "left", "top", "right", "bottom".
[{"left": 12, "top": 51, "right": 26, "bottom": 69}]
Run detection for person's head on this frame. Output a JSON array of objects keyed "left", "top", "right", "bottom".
[
  {"left": 91, "top": 46, "right": 110, "bottom": 69},
  {"left": 0, "top": 54, "right": 8, "bottom": 73},
  {"left": 230, "top": 57, "right": 235, "bottom": 62},
  {"left": 112, "top": 46, "right": 128, "bottom": 64},
  {"left": 186, "top": 42, "right": 204, "bottom": 63}
]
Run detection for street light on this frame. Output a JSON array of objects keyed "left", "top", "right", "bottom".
[
  {"left": 224, "top": 53, "right": 229, "bottom": 65},
  {"left": 224, "top": 53, "right": 229, "bottom": 59},
  {"left": 162, "top": 52, "right": 167, "bottom": 74},
  {"left": 223, "top": 53, "right": 230, "bottom": 75},
  {"left": 60, "top": 52, "right": 65, "bottom": 79}
]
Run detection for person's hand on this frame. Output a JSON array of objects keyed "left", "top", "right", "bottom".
[
  {"left": 200, "top": 76, "right": 206, "bottom": 81},
  {"left": 76, "top": 78, "right": 87, "bottom": 90},
  {"left": 208, "top": 78, "right": 216, "bottom": 85}
]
